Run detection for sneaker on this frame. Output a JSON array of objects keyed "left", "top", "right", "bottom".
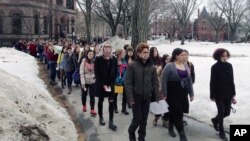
[
  {"left": 82, "top": 106, "right": 87, "bottom": 112},
  {"left": 90, "top": 110, "right": 97, "bottom": 116}
]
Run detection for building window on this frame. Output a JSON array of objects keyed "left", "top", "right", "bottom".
[
  {"left": 12, "top": 13, "right": 22, "bottom": 34},
  {"left": 66, "top": 0, "right": 74, "bottom": 10},
  {"left": 34, "top": 15, "right": 40, "bottom": 34},
  {"left": 57, "top": 0, "right": 63, "bottom": 6},
  {"left": 44, "top": 16, "right": 48, "bottom": 34}
]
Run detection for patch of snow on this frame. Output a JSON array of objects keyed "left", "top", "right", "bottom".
[{"left": 0, "top": 48, "right": 77, "bottom": 141}]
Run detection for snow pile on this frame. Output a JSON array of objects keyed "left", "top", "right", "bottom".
[
  {"left": 0, "top": 48, "right": 77, "bottom": 141},
  {"left": 149, "top": 41, "right": 250, "bottom": 127}
]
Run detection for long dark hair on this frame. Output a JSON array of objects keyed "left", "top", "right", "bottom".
[
  {"left": 162, "top": 54, "right": 170, "bottom": 69},
  {"left": 149, "top": 47, "right": 161, "bottom": 65},
  {"left": 85, "top": 50, "right": 95, "bottom": 63},
  {"left": 170, "top": 48, "right": 184, "bottom": 62}
]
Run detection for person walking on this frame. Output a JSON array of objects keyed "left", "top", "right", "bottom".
[
  {"left": 46, "top": 43, "right": 58, "bottom": 85},
  {"left": 57, "top": 46, "right": 67, "bottom": 89},
  {"left": 64, "top": 46, "right": 78, "bottom": 94},
  {"left": 210, "top": 48, "right": 236, "bottom": 140},
  {"left": 125, "top": 43, "right": 160, "bottom": 141},
  {"left": 80, "top": 50, "right": 97, "bottom": 116},
  {"left": 161, "top": 48, "right": 194, "bottom": 141},
  {"left": 94, "top": 43, "right": 118, "bottom": 131},
  {"left": 113, "top": 49, "right": 129, "bottom": 115}
]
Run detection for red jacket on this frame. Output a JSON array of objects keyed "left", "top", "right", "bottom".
[
  {"left": 29, "top": 43, "right": 37, "bottom": 56},
  {"left": 46, "top": 48, "right": 58, "bottom": 62}
]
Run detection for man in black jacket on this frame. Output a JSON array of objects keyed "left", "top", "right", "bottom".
[
  {"left": 94, "top": 43, "right": 118, "bottom": 131},
  {"left": 125, "top": 43, "right": 160, "bottom": 141}
]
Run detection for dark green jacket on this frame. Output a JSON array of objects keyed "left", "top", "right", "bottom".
[{"left": 125, "top": 59, "right": 160, "bottom": 102}]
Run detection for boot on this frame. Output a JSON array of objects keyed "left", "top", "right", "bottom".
[
  {"left": 211, "top": 118, "right": 219, "bottom": 131},
  {"left": 82, "top": 105, "right": 87, "bottom": 112},
  {"left": 129, "top": 133, "right": 136, "bottom": 141},
  {"left": 153, "top": 117, "right": 160, "bottom": 126},
  {"left": 109, "top": 120, "right": 117, "bottom": 131},
  {"left": 183, "top": 120, "right": 188, "bottom": 126},
  {"left": 219, "top": 131, "right": 227, "bottom": 140},
  {"left": 90, "top": 109, "right": 97, "bottom": 116},
  {"left": 168, "top": 122, "right": 176, "bottom": 137},
  {"left": 121, "top": 109, "right": 129, "bottom": 115},
  {"left": 179, "top": 131, "right": 188, "bottom": 141},
  {"left": 114, "top": 107, "right": 118, "bottom": 113},
  {"left": 99, "top": 117, "right": 105, "bottom": 126},
  {"left": 162, "top": 118, "right": 169, "bottom": 128}
]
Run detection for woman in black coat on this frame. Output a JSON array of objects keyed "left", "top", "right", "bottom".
[
  {"left": 210, "top": 48, "right": 236, "bottom": 140},
  {"left": 94, "top": 43, "right": 118, "bottom": 131}
]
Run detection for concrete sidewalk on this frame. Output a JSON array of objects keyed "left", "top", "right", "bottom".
[{"left": 65, "top": 86, "right": 229, "bottom": 141}]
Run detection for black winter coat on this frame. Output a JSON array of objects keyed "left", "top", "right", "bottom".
[
  {"left": 210, "top": 61, "right": 236, "bottom": 101},
  {"left": 94, "top": 55, "right": 117, "bottom": 98}
]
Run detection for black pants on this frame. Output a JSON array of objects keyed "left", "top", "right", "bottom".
[
  {"left": 168, "top": 109, "right": 183, "bottom": 133},
  {"left": 214, "top": 99, "right": 231, "bottom": 132},
  {"left": 128, "top": 95, "right": 150, "bottom": 140},
  {"left": 81, "top": 84, "right": 95, "bottom": 110},
  {"left": 98, "top": 93, "right": 115, "bottom": 120},
  {"left": 114, "top": 87, "right": 127, "bottom": 111},
  {"left": 155, "top": 112, "right": 169, "bottom": 121}
]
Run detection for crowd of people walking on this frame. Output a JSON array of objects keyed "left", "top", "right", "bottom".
[{"left": 14, "top": 38, "right": 236, "bottom": 141}]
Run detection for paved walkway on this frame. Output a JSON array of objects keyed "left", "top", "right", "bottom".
[{"left": 64, "top": 86, "right": 229, "bottom": 141}]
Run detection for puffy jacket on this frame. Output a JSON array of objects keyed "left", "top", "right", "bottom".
[
  {"left": 125, "top": 58, "right": 160, "bottom": 102},
  {"left": 80, "top": 58, "right": 95, "bottom": 85}
]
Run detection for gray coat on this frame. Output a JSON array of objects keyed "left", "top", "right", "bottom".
[
  {"left": 64, "top": 53, "right": 78, "bottom": 72},
  {"left": 161, "top": 62, "right": 194, "bottom": 97},
  {"left": 125, "top": 59, "right": 160, "bottom": 102}
]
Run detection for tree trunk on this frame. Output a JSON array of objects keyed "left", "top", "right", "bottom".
[
  {"left": 215, "top": 31, "right": 220, "bottom": 44},
  {"left": 110, "top": 25, "right": 117, "bottom": 36},
  {"left": 85, "top": 0, "right": 92, "bottom": 44},
  {"left": 131, "top": 0, "right": 149, "bottom": 49},
  {"left": 230, "top": 28, "right": 236, "bottom": 43},
  {"left": 180, "top": 25, "right": 186, "bottom": 45}
]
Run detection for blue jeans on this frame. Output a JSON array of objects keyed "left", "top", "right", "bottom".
[
  {"left": 66, "top": 71, "right": 74, "bottom": 89},
  {"left": 49, "top": 61, "right": 57, "bottom": 81}
]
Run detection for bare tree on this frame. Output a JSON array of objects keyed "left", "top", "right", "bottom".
[
  {"left": 77, "top": 0, "right": 93, "bottom": 43},
  {"left": 131, "top": 0, "right": 149, "bottom": 48},
  {"left": 214, "top": 0, "right": 249, "bottom": 43},
  {"left": 170, "top": 0, "right": 200, "bottom": 45},
  {"left": 92, "top": 0, "right": 126, "bottom": 36},
  {"left": 207, "top": 3, "right": 227, "bottom": 43},
  {"left": 241, "top": 14, "right": 250, "bottom": 42}
]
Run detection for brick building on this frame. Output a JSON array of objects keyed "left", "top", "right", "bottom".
[
  {"left": 0, "top": 0, "right": 77, "bottom": 46},
  {"left": 193, "top": 7, "right": 228, "bottom": 42}
]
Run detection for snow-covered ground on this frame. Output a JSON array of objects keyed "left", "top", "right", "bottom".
[
  {"left": 148, "top": 40, "right": 250, "bottom": 128},
  {"left": 0, "top": 48, "right": 78, "bottom": 141}
]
